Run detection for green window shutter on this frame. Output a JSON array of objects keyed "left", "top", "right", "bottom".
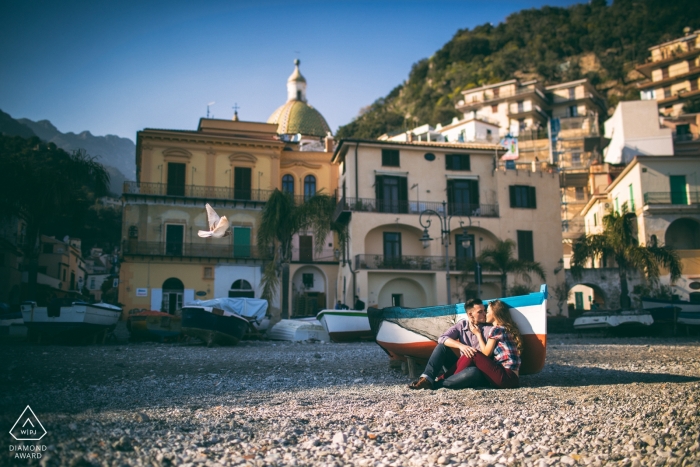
[
  {"left": 398, "top": 177, "right": 408, "bottom": 214},
  {"left": 447, "top": 179, "right": 456, "bottom": 215},
  {"left": 375, "top": 175, "right": 384, "bottom": 204},
  {"left": 469, "top": 180, "right": 480, "bottom": 206},
  {"left": 517, "top": 230, "right": 534, "bottom": 261},
  {"left": 509, "top": 186, "right": 517, "bottom": 208},
  {"left": 529, "top": 186, "right": 537, "bottom": 208}
]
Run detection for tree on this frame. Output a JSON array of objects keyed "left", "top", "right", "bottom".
[
  {"left": 0, "top": 136, "right": 110, "bottom": 299},
  {"left": 256, "top": 190, "right": 345, "bottom": 317},
  {"left": 570, "top": 209, "right": 682, "bottom": 309},
  {"left": 477, "top": 239, "right": 546, "bottom": 297}
]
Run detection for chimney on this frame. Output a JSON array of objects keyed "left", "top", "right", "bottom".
[
  {"left": 407, "top": 131, "right": 414, "bottom": 143},
  {"left": 324, "top": 134, "right": 334, "bottom": 152}
]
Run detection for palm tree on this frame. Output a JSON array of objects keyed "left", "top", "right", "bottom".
[
  {"left": 478, "top": 239, "right": 546, "bottom": 297},
  {"left": 256, "top": 190, "right": 345, "bottom": 316},
  {"left": 571, "top": 209, "right": 681, "bottom": 309}
]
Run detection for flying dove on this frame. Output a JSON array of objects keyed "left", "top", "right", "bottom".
[{"left": 198, "top": 204, "right": 231, "bottom": 238}]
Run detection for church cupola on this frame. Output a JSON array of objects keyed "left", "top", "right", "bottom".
[{"left": 286, "top": 59, "right": 307, "bottom": 102}]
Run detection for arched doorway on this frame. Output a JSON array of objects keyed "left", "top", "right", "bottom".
[
  {"left": 162, "top": 278, "right": 184, "bottom": 315},
  {"left": 291, "top": 266, "right": 327, "bottom": 317},
  {"left": 378, "top": 277, "right": 427, "bottom": 308},
  {"left": 229, "top": 279, "right": 254, "bottom": 298},
  {"left": 665, "top": 218, "right": 700, "bottom": 249},
  {"left": 568, "top": 282, "right": 606, "bottom": 313}
]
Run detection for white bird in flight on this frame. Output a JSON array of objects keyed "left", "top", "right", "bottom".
[{"left": 198, "top": 204, "right": 230, "bottom": 238}]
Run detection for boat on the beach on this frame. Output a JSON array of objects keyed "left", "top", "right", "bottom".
[
  {"left": 0, "top": 308, "right": 27, "bottom": 340},
  {"left": 573, "top": 309, "right": 653, "bottom": 330},
  {"left": 127, "top": 310, "right": 182, "bottom": 342},
  {"left": 268, "top": 317, "right": 331, "bottom": 342},
  {"left": 20, "top": 300, "right": 122, "bottom": 343},
  {"left": 368, "top": 285, "right": 548, "bottom": 375},
  {"left": 180, "top": 305, "right": 251, "bottom": 346},
  {"left": 641, "top": 297, "right": 700, "bottom": 326},
  {"left": 316, "top": 309, "right": 373, "bottom": 342}
]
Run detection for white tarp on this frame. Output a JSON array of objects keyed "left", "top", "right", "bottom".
[{"left": 185, "top": 297, "right": 268, "bottom": 324}]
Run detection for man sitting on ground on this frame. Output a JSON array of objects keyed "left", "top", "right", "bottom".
[{"left": 408, "top": 298, "right": 491, "bottom": 390}]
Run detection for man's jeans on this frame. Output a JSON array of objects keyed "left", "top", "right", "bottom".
[{"left": 422, "top": 343, "right": 488, "bottom": 389}]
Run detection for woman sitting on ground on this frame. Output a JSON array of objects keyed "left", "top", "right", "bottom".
[{"left": 453, "top": 299, "right": 522, "bottom": 389}]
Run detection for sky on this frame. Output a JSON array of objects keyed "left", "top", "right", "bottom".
[{"left": 0, "top": 0, "right": 584, "bottom": 141}]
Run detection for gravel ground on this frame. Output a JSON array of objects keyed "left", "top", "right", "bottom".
[{"left": 0, "top": 335, "right": 699, "bottom": 467}]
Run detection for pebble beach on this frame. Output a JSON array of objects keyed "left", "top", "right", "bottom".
[{"left": 1, "top": 336, "right": 699, "bottom": 467}]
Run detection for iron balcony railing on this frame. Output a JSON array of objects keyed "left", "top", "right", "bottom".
[
  {"left": 334, "top": 197, "right": 498, "bottom": 217},
  {"left": 290, "top": 248, "right": 338, "bottom": 263},
  {"left": 644, "top": 192, "right": 700, "bottom": 205},
  {"left": 123, "top": 181, "right": 312, "bottom": 205},
  {"left": 123, "top": 241, "right": 271, "bottom": 260},
  {"left": 355, "top": 254, "right": 476, "bottom": 271}
]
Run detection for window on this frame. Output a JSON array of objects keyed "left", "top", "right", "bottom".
[
  {"left": 517, "top": 101, "right": 524, "bottom": 113},
  {"left": 615, "top": 197, "right": 619, "bottom": 213},
  {"left": 392, "top": 294, "right": 403, "bottom": 307},
  {"left": 575, "top": 187, "right": 585, "bottom": 201},
  {"left": 445, "top": 154, "right": 471, "bottom": 171},
  {"left": 304, "top": 175, "right": 316, "bottom": 199},
  {"left": 167, "top": 162, "right": 186, "bottom": 196},
  {"left": 517, "top": 230, "right": 534, "bottom": 262},
  {"left": 383, "top": 232, "right": 402, "bottom": 259},
  {"left": 42, "top": 243, "right": 53, "bottom": 254},
  {"left": 568, "top": 87, "right": 576, "bottom": 100},
  {"left": 381, "top": 149, "right": 400, "bottom": 167},
  {"left": 165, "top": 224, "right": 184, "bottom": 256},
  {"left": 519, "top": 119, "right": 526, "bottom": 132},
  {"left": 568, "top": 105, "right": 578, "bottom": 117},
  {"left": 486, "top": 129, "right": 493, "bottom": 141},
  {"left": 661, "top": 67, "right": 669, "bottom": 79},
  {"left": 664, "top": 87, "right": 672, "bottom": 99},
  {"left": 299, "top": 235, "right": 313, "bottom": 262},
  {"left": 572, "top": 152, "right": 581, "bottom": 166},
  {"left": 90, "top": 278, "right": 95, "bottom": 289},
  {"left": 229, "top": 279, "right": 254, "bottom": 298},
  {"left": 128, "top": 226, "right": 138, "bottom": 239},
  {"left": 447, "top": 179, "right": 479, "bottom": 216},
  {"left": 375, "top": 175, "right": 408, "bottom": 213},
  {"left": 455, "top": 234, "right": 475, "bottom": 269},
  {"left": 233, "top": 227, "right": 251, "bottom": 258},
  {"left": 234, "top": 167, "right": 252, "bottom": 200},
  {"left": 492, "top": 87, "right": 500, "bottom": 98},
  {"left": 509, "top": 185, "right": 537, "bottom": 209},
  {"left": 593, "top": 213, "right": 598, "bottom": 227},
  {"left": 629, "top": 184, "right": 635, "bottom": 211},
  {"left": 282, "top": 174, "right": 294, "bottom": 194},
  {"left": 302, "top": 273, "right": 314, "bottom": 289},
  {"left": 491, "top": 104, "right": 498, "bottom": 113},
  {"left": 203, "top": 267, "right": 213, "bottom": 279}
]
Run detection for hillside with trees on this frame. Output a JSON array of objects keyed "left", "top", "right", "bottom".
[{"left": 336, "top": 0, "right": 700, "bottom": 139}]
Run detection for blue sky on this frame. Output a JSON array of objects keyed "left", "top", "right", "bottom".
[{"left": 0, "top": 0, "right": 583, "bottom": 141}]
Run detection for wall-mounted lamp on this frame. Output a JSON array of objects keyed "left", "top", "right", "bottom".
[{"left": 554, "top": 258, "right": 565, "bottom": 274}]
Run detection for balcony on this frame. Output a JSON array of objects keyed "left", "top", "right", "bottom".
[
  {"left": 355, "top": 254, "right": 474, "bottom": 271},
  {"left": 290, "top": 248, "right": 337, "bottom": 263},
  {"left": 333, "top": 198, "right": 499, "bottom": 222},
  {"left": 123, "top": 181, "right": 304, "bottom": 205},
  {"left": 644, "top": 192, "right": 700, "bottom": 206},
  {"left": 123, "top": 241, "right": 270, "bottom": 260}
]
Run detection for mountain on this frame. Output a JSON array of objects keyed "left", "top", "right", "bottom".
[
  {"left": 0, "top": 109, "right": 134, "bottom": 195},
  {"left": 336, "top": 0, "right": 700, "bottom": 139}
]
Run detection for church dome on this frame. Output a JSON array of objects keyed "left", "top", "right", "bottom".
[
  {"left": 268, "top": 100, "right": 331, "bottom": 138},
  {"left": 267, "top": 59, "right": 331, "bottom": 138}
]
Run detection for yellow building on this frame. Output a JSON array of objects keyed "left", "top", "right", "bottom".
[
  {"left": 637, "top": 29, "right": 700, "bottom": 117},
  {"left": 119, "top": 60, "right": 338, "bottom": 320},
  {"left": 37, "top": 235, "right": 87, "bottom": 294},
  {"left": 581, "top": 156, "right": 700, "bottom": 301},
  {"left": 331, "top": 139, "right": 565, "bottom": 315}
]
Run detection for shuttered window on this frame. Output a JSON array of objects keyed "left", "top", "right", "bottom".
[
  {"left": 517, "top": 230, "right": 534, "bottom": 262},
  {"left": 509, "top": 185, "right": 536, "bottom": 209},
  {"left": 375, "top": 175, "right": 408, "bottom": 213},
  {"left": 445, "top": 154, "right": 471, "bottom": 171},
  {"left": 381, "top": 149, "right": 400, "bottom": 167}
]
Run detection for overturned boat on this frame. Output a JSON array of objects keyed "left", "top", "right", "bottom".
[
  {"left": 641, "top": 297, "right": 700, "bottom": 326},
  {"left": 181, "top": 297, "right": 268, "bottom": 345},
  {"left": 573, "top": 309, "right": 653, "bottom": 330},
  {"left": 316, "top": 309, "right": 373, "bottom": 342},
  {"left": 21, "top": 300, "right": 121, "bottom": 343},
  {"left": 368, "top": 285, "right": 548, "bottom": 375},
  {"left": 268, "top": 317, "right": 330, "bottom": 342}
]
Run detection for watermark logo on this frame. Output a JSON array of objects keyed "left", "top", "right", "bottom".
[{"left": 9, "top": 406, "right": 46, "bottom": 441}]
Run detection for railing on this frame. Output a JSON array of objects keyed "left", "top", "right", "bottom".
[
  {"left": 355, "top": 254, "right": 475, "bottom": 271},
  {"left": 290, "top": 248, "right": 337, "bottom": 263},
  {"left": 462, "top": 85, "right": 546, "bottom": 105},
  {"left": 644, "top": 192, "right": 700, "bottom": 205},
  {"left": 124, "top": 181, "right": 277, "bottom": 202},
  {"left": 674, "top": 133, "right": 700, "bottom": 142},
  {"left": 123, "top": 241, "right": 271, "bottom": 259},
  {"left": 335, "top": 197, "right": 498, "bottom": 217}
]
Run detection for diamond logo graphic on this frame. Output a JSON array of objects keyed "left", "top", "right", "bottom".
[{"left": 9, "top": 406, "right": 46, "bottom": 441}]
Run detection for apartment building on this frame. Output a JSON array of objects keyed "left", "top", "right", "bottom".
[
  {"left": 37, "top": 236, "right": 87, "bottom": 294},
  {"left": 637, "top": 29, "right": 700, "bottom": 117},
  {"left": 331, "top": 139, "right": 564, "bottom": 316}
]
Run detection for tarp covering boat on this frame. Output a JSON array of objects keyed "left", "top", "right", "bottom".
[{"left": 185, "top": 298, "right": 267, "bottom": 324}]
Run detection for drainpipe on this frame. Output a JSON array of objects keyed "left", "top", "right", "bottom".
[{"left": 352, "top": 142, "right": 359, "bottom": 300}]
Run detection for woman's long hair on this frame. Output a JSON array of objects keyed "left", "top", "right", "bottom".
[{"left": 489, "top": 300, "right": 523, "bottom": 353}]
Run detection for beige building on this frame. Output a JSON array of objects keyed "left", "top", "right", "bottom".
[
  {"left": 637, "top": 29, "right": 700, "bottom": 117},
  {"left": 119, "top": 60, "right": 339, "bottom": 320},
  {"left": 37, "top": 235, "right": 87, "bottom": 294},
  {"left": 331, "top": 139, "right": 564, "bottom": 315},
  {"left": 581, "top": 156, "right": 700, "bottom": 301}
]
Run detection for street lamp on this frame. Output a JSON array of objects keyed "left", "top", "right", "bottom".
[{"left": 419, "top": 201, "right": 473, "bottom": 304}]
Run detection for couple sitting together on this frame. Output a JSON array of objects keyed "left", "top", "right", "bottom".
[{"left": 408, "top": 298, "right": 522, "bottom": 390}]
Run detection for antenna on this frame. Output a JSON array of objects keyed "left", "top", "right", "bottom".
[{"left": 206, "top": 102, "right": 215, "bottom": 118}]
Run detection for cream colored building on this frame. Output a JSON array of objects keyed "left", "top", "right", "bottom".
[
  {"left": 331, "top": 139, "right": 564, "bottom": 315},
  {"left": 37, "top": 236, "right": 87, "bottom": 294},
  {"left": 119, "top": 60, "right": 339, "bottom": 320},
  {"left": 581, "top": 156, "right": 700, "bottom": 301},
  {"left": 637, "top": 29, "right": 700, "bottom": 117}
]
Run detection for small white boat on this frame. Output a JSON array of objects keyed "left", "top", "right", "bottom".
[
  {"left": 573, "top": 310, "right": 653, "bottom": 330},
  {"left": 369, "top": 285, "right": 548, "bottom": 375},
  {"left": 21, "top": 301, "right": 122, "bottom": 342},
  {"left": 316, "top": 309, "right": 373, "bottom": 342},
  {"left": 268, "top": 318, "right": 330, "bottom": 342},
  {"left": 641, "top": 297, "right": 700, "bottom": 326},
  {"left": 0, "top": 311, "right": 27, "bottom": 339}
]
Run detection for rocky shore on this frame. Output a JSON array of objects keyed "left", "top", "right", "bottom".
[{"left": 1, "top": 336, "right": 699, "bottom": 466}]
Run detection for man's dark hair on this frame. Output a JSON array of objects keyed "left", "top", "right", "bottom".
[{"left": 464, "top": 298, "right": 483, "bottom": 311}]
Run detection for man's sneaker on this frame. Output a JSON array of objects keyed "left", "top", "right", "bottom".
[{"left": 408, "top": 376, "right": 433, "bottom": 390}]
